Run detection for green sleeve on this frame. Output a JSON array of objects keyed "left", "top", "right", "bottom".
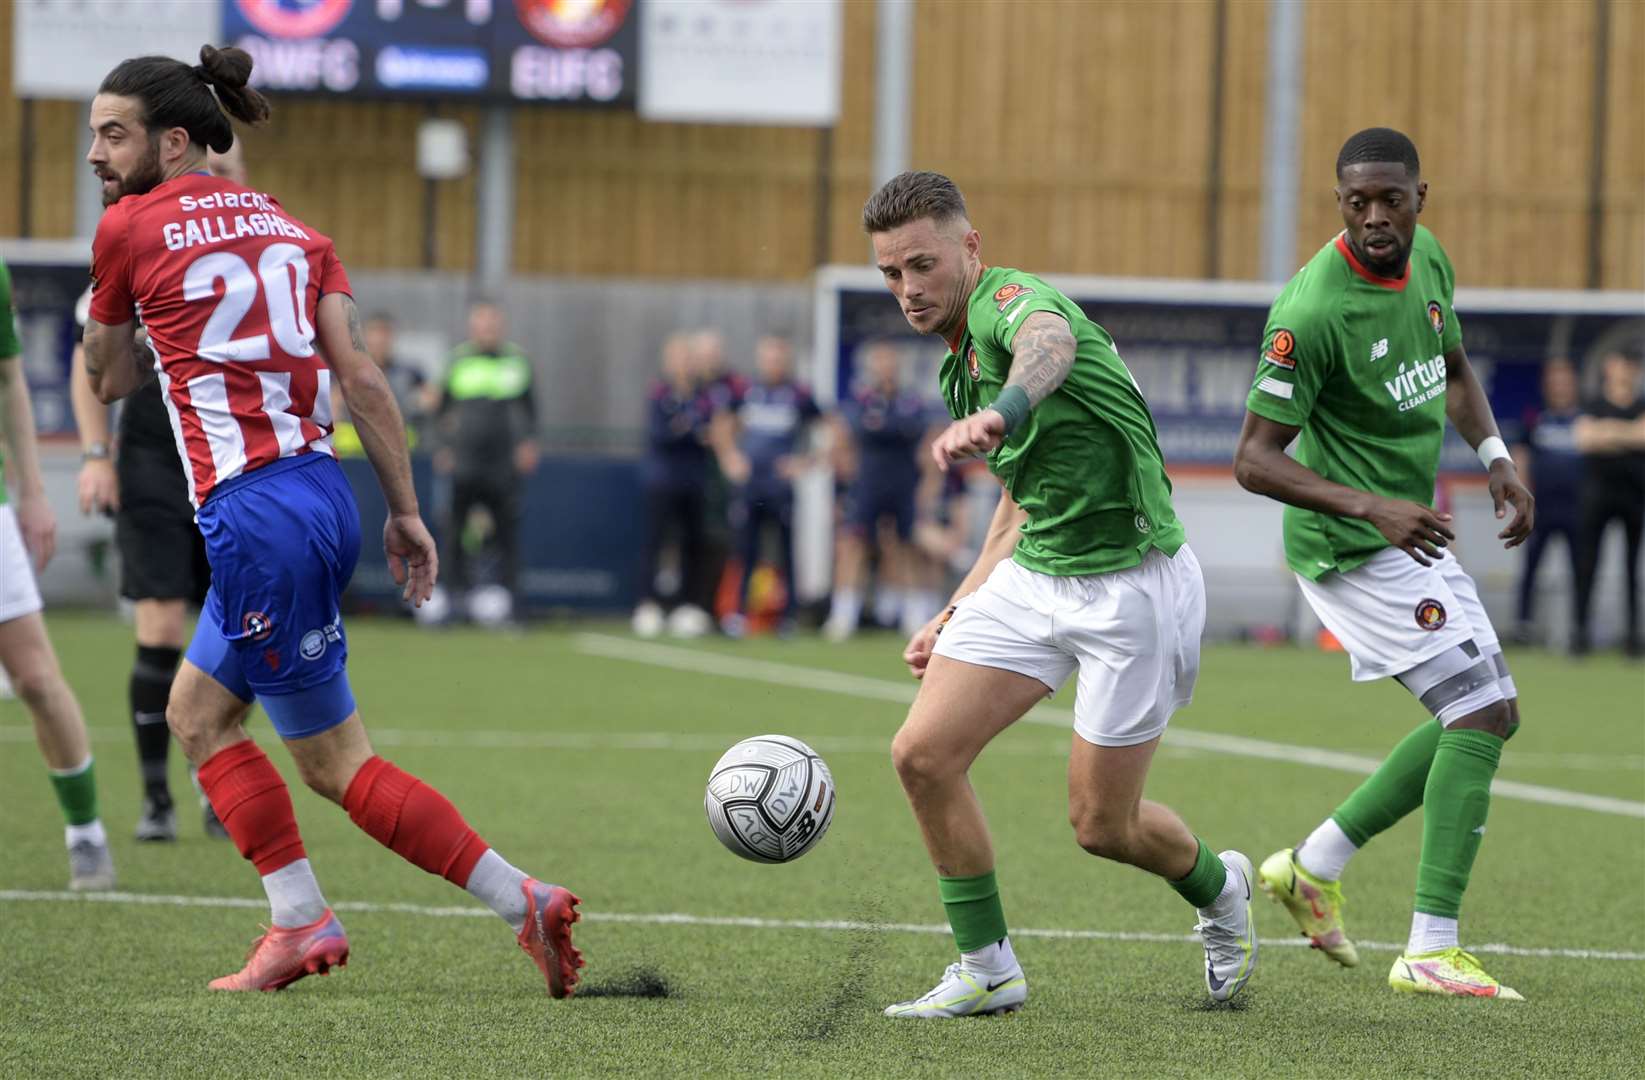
[
  {"left": 0, "top": 260, "right": 19, "bottom": 359},
  {"left": 1245, "top": 297, "right": 1336, "bottom": 428},
  {"left": 977, "top": 274, "right": 1069, "bottom": 355}
]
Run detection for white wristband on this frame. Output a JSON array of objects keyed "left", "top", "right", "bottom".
[{"left": 1477, "top": 435, "right": 1510, "bottom": 469}]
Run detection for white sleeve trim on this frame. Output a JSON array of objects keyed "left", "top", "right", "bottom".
[{"left": 1257, "top": 376, "right": 1294, "bottom": 400}]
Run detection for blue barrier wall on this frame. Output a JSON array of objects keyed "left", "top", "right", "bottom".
[{"left": 339, "top": 455, "right": 644, "bottom": 613}]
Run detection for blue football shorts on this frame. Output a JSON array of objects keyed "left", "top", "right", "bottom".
[{"left": 185, "top": 454, "right": 361, "bottom": 739}]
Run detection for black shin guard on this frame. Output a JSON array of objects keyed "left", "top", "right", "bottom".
[{"left": 131, "top": 645, "right": 181, "bottom": 805}]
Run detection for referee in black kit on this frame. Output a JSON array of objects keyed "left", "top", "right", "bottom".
[{"left": 65, "top": 146, "right": 250, "bottom": 841}]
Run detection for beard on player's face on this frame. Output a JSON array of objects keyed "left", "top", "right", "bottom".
[{"left": 99, "top": 137, "right": 164, "bottom": 206}]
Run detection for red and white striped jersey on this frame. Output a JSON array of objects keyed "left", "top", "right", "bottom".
[{"left": 90, "top": 172, "right": 351, "bottom": 506}]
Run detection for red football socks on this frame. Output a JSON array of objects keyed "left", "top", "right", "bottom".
[
  {"left": 342, "top": 756, "right": 489, "bottom": 887},
  {"left": 196, "top": 739, "right": 308, "bottom": 876}
]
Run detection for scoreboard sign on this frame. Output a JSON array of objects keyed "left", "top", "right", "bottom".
[{"left": 222, "top": 0, "right": 638, "bottom": 104}]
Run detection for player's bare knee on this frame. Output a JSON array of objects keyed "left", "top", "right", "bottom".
[
  {"left": 293, "top": 757, "right": 351, "bottom": 804},
  {"left": 890, "top": 731, "right": 951, "bottom": 793},
  {"left": 165, "top": 701, "right": 208, "bottom": 758},
  {"left": 11, "top": 664, "right": 63, "bottom": 712},
  {"left": 1448, "top": 698, "right": 1513, "bottom": 739},
  {"left": 1070, "top": 811, "right": 1133, "bottom": 862}
]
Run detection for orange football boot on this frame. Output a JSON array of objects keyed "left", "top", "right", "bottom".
[{"left": 208, "top": 910, "right": 351, "bottom": 992}]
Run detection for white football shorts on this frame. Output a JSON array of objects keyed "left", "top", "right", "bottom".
[
  {"left": 0, "top": 504, "right": 45, "bottom": 624},
  {"left": 932, "top": 545, "right": 1206, "bottom": 747},
  {"left": 1297, "top": 546, "right": 1501, "bottom": 682}
]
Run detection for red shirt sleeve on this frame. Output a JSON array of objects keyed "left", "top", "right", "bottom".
[
  {"left": 89, "top": 203, "right": 136, "bottom": 325},
  {"left": 318, "top": 244, "right": 352, "bottom": 298}
]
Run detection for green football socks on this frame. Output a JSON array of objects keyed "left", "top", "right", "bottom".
[
  {"left": 48, "top": 756, "right": 100, "bottom": 827},
  {"left": 1170, "top": 838, "right": 1228, "bottom": 909},
  {"left": 939, "top": 870, "right": 1009, "bottom": 952},
  {"left": 1332, "top": 719, "right": 1441, "bottom": 847},
  {"left": 1415, "top": 728, "right": 1503, "bottom": 919}
]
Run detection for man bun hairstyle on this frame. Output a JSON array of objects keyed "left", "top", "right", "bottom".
[
  {"left": 862, "top": 170, "right": 968, "bottom": 233},
  {"left": 99, "top": 44, "right": 271, "bottom": 154},
  {"left": 1336, "top": 127, "right": 1420, "bottom": 180}
]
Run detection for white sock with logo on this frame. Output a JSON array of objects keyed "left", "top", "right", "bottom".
[
  {"left": 465, "top": 848, "right": 529, "bottom": 933},
  {"left": 262, "top": 858, "right": 329, "bottom": 928},
  {"left": 1408, "top": 912, "right": 1459, "bottom": 955},
  {"left": 1296, "top": 818, "right": 1358, "bottom": 882},
  {"left": 961, "top": 935, "right": 1019, "bottom": 976}
]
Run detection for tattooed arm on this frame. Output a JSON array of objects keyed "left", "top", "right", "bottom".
[
  {"left": 81, "top": 318, "right": 152, "bottom": 403},
  {"left": 928, "top": 310, "right": 1076, "bottom": 470},
  {"left": 1002, "top": 311, "right": 1077, "bottom": 407}
]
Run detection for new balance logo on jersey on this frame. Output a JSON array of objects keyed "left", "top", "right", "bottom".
[
  {"left": 1369, "top": 338, "right": 1389, "bottom": 362},
  {"left": 1384, "top": 354, "right": 1448, "bottom": 412}
]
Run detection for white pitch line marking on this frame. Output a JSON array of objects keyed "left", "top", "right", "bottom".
[
  {"left": 572, "top": 634, "right": 1645, "bottom": 820},
  {"left": 1, "top": 889, "right": 1638, "bottom": 962}
]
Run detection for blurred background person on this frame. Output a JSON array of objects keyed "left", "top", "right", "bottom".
[
  {"left": 715, "top": 334, "right": 822, "bottom": 638},
  {"left": 691, "top": 328, "right": 744, "bottom": 620},
  {"left": 1573, "top": 350, "right": 1645, "bottom": 656},
  {"left": 433, "top": 299, "right": 538, "bottom": 625},
  {"left": 633, "top": 332, "right": 713, "bottom": 639},
  {"left": 332, "top": 312, "right": 431, "bottom": 456},
  {"left": 1508, "top": 357, "right": 1584, "bottom": 645},
  {"left": 825, "top": 343, "right": 939, "bottom": 641}
]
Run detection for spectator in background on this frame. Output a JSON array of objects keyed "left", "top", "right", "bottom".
[
  {"left": 1508, "top": 357, "right": 1583, "bottom": 644},
  {"left": 691, "top": 328, "right": 746, "bottom": 617},
  {"left": 633, "top": 333, "right": 713, "bottom": 639},
  {"left": 365, "top": 313, "right": 432, "bottom": 439},
  {"left": 1573, "top": 350, "right": 1645, "bottom": 656},
  {"left": 693, "top": 328, "right": 747, "bottom": 416},
  {"left": 433, "top": 299, "right": 538, "bottom": 624},
  {"left": 715, "top": 335, "right": 823, "bottom": 638},
  {"left": 825, "top": 343, "right": 941, "bottom": 641},
  {"left": 332, "top": 312, "right": 429, "bottom": 454}
]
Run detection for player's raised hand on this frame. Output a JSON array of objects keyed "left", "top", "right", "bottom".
[
  {"left": 383, "top": 512, "right": 439, "bottom": 606},
  {"left": 15, "top": 491, "right": 58, "bottom": 573},
  {"left": 1366, "top": 497, "right": 1454, "bottom": 567},
  {"left": 1488, "top": 460, "right": 1535, "bottom": 548},
  {"left": 930, "top": 411, "right": 1006, "bottom": 471}
]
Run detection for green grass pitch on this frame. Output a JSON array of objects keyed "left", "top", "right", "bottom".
[{"left": 2, "top": 613, "right": 1642, "bottom": 1078}]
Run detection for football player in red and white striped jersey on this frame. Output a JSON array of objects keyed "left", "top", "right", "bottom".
[{"left": 82, "top": 45, "right": 582, "bottom": 997}]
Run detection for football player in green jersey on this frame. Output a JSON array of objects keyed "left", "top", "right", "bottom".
[
  {"left": 1234, "top": 129, "right": 1534, "bottom": 1000},
  {"left": 864, "top": 171, "right": 1256, "bottom": 1018},
  {"left": 0, "top": 257, "right": 115, "bottom": 890}
]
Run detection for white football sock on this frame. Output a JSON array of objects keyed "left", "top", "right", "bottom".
[
  {"left": 829, "top": 588, "right": 862, "bottom": 630},
  {"left": 873, "top": 587, "right": 905, "bottom": 627},
  {"left": 1200, "top": 855, "right": 1246, "bottom": 917},
  {"left": 466, "top": 848, "right": 529, "bottom": 933},
  {"left": 262, "top": 858, "right": 329, "bottom": 928},
  {"left": 1295, "top": 818, "right": 1358, "bottom": 881},
  {"left": 1408, "top": 912, "right": 1459, "bottom": 955},
  {"left": 961, "top": 935, "right": 1019, "bottom": 975},
  {"left": 64, "top": 820, "right": 107, "bottom": 848}
]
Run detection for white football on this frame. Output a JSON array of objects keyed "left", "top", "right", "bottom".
[{"left": 704, "top": 735, "right": 835, "bottom": 863}]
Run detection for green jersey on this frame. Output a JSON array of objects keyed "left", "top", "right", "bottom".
[
  {"left": 940, "top": 266, "right": 1185, "bottom": 576},
  {"left": 0, "top": 258, "right": 18, "bottom": 508},
  {"left": 1246, "top": 226, "right": 1464, "bottom": 579}
]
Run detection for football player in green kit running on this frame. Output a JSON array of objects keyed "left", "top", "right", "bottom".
[
  {"left": 1234, "top": 128, "right": 1534, "bottom": 1000},
  {"left": 865, "top": 171, "right": 1256, "bottom": 1018}
]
